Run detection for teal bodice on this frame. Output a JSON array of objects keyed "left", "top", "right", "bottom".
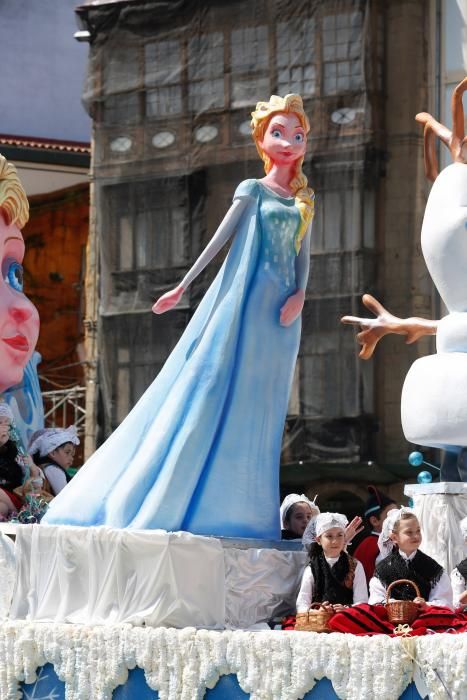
[{"left": 258, "top": 183, "right": 300, "bottom": 290}]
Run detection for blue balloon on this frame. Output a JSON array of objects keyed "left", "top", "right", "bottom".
[
  {"left": 408, "top": 451, "right": 424, "bottom": 467},
  {"left": 417, "top": 470, "right": 432, "bottom": 484}
]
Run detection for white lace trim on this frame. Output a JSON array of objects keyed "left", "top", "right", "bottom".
[{"left": 0, "top": 622, "right": 466, "bottom": 699}]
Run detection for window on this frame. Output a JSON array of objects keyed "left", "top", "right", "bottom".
[
  {"left": 323, "top": 12, "right": 364, "bottom": 94},
  {"left": 105, "top": 314, "right": 186, "bottom": 425},
  {"left": 108, "top": 180, "right": 187, "bottom": 273},
  {"left": 117, "top": 203, "right": 186, "bottom": 271},
  {"left": 230, "top": 26, "right": 269, "bottom": 107},
  {"left": 276, "top": 18, "right": 317, "bottom": 97},
  {"left": 145, "top": 40, "right": 183, "bottom": 118},
  {"left": 300, "top": 324, "right": 367, "bottom": 419},
  {"left": 103, "top": 93, "right": 140, "bottom": 125},
  {"left": 103, "top": 45, "right": 141, "bottom": 95},
  {"left": 310, "top": 189, "right": 366, "bottom": 253},
  {"left": 188, "top": 33, "right": 225, "bottom": 113}
]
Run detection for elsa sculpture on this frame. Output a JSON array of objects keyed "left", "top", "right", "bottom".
[{"left": 43, "top": 94, "right": 314, "bottom": 538}]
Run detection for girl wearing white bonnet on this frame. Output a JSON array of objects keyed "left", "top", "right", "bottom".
[
  {"left": 296, "top": 512, "right": 368, "bottom": 613},
  {"left": 280, "top": 493, "right": 319, "bottom": 540},
  {"left": 450, "top": 516, "right": 467, "bottom": 610},
  {"left": 368, "top": 507, "right": 452, "bottom": 610},
  {"left": 29, "top": 426, "right": 79, "bottom": 496}
]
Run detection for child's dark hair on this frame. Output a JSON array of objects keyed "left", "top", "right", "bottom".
[{"left": 307, "top": 540, "right": 323, "bottom": 561}]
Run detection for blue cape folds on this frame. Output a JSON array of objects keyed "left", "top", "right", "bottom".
[{"left": 44, "top": 180, "right": 301, "bottom": 539}]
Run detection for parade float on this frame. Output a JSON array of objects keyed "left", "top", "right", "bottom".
[{"left": 1, "top": 76, "right": 467, "bottom": 698}]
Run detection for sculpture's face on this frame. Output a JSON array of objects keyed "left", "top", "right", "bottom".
[
  {"left": 0, "top": 213, "right": 39, "bottom": 393},
  {"left": 259, "top": 112, "right": 307, "bottom": 166}
]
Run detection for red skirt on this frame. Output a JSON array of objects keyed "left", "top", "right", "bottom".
[
  {"left": 0, "top": 488, "right": 23, "bottom": 512},
  {"left": 328, "top": 603, "right": 467, "bottom": 636}
]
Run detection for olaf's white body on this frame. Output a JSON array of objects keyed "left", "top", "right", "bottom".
[{"left": 401, "top": 163, "right": 467, "bottom": 447}]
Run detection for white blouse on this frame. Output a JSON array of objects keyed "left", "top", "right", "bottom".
[
  {"left": 43, "top": 464, "right": 68, "bottom": 496},
  {"left": 368, "top": 550, "right": 453, "bottom": 610},
  {"left": 451, "top": 567, "right": 466, "bottom": 609},
  {"left": 296, "top": 556, "right": 368, "bottom": 612}
]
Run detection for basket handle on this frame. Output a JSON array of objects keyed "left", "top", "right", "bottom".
[{"left": 386, "top": 578, "right": 421, "bottom": 603}]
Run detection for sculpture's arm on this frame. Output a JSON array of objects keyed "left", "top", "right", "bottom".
[
  {"left": 341, "top": 294, "right": 438, "bottom": 360},
  {"left": 152, "top": 197, "right": 250, "bottom": 314},
  {"left": 280, "top": 223, "right": 311, "bottom": 327},
  {"left": 415, "top": 76, "right": 467, "bottom": 181}
]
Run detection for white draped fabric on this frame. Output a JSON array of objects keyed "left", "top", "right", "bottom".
[
  {"left": 224, "top": 546, "right": 306, "bottom": 627},
  {"left": 405, "top": 483, "right": 467, "bottom": 574},
  {"left": 1, "top": 524, "right": 307, "bottom": 629},
  {"left": 9, "top": 525, "right": 226, "bottom": 628}
]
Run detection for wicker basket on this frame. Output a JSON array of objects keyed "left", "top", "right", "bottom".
[
  {"left": 385, "top": 579, "right": 421, "bottom": 625},
  {"left": 294, "top": 603, "right": 334, "bottom": 633}
]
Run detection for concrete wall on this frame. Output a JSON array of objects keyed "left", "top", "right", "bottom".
[{"left": 0, "top": 0, "right": 90, "bottom": 142}]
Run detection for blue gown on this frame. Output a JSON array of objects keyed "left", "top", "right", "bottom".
[{"left": 43, "top": 180, "right": 303, "bottom": 539}]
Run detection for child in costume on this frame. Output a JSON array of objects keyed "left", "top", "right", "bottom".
[
  {"left": 29, "top": 426, "right": 79, "bottom": 496},
  {"left": 296, "top": 512, "right": 368, "bottom": 613},
  {"left": 353, "top": 486, "right": 397, "bottom": 582},
  {"left": 451, "top": 516, "right": 467, "bottom": 610},
  {"left": 280, "top": 493, "right": 319, "bottom": 540},
  {"left": 368, "top": 508, "right": 452, "bottom": 608},
  {"left": 329, "top": 508, "right": 463, "bottom": 634}
]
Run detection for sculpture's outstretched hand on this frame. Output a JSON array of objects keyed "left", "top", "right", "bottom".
[
  {"left": 152, "top": 285, "right": 185, "bottom": 314},
  {"left": 341, "top": 295, "right": 402, "bottom": 359},
  {"left": 341, "top": 294, "right": 437, "bottom": 360},
  {"left": 280, "top": 289, "right": 305, "bottom": 327}
]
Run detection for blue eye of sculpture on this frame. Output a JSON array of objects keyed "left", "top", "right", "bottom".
[{"left": 5, "top": 261, "right": 24, "bottom": 293}]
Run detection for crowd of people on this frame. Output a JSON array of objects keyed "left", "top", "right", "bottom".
[{"left": 281, "top": 490, "right": 467, "bottom": 634}]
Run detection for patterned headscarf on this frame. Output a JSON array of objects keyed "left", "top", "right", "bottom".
[
  {"left": 28, "top": 426, "right": 79, "bottom": 457},
  {"left": 377, "top": 506, "right": 416, "bottom": 558},
  {"left": 302, "top": 512, "right": 348, "bottom": 548}
]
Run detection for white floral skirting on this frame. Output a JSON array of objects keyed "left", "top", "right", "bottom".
[{"left": 1, "top": 622, "right": 467, "bottom": 700}]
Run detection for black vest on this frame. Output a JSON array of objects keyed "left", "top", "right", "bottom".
[
  {"left": 0, "top": 440, "right": 22, "bottom": 491},
  {"left": 310, "top": 550, "right": 356, "bottom": 605},
  {"left": 375, "top": 549, "right": 443, "bottom": 601}
]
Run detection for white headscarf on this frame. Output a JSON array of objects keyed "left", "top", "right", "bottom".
[
  {"left": 28, "top": 426, "right": 79, "bottom": 457},
  {"left": 377, "top": 506, "right": 416, "bottom": 558},
  {"left": 0, "top": 402, "right": 14, "bottom": 422},
  {"left": 460, "top": 516, "right": 467, "bottom": 542},
  {"left": 302, "top": 512, "right": 348, "bottom": 548},
  {"left": 280, "top": 493, "right": 319, "bottom": 529}
]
